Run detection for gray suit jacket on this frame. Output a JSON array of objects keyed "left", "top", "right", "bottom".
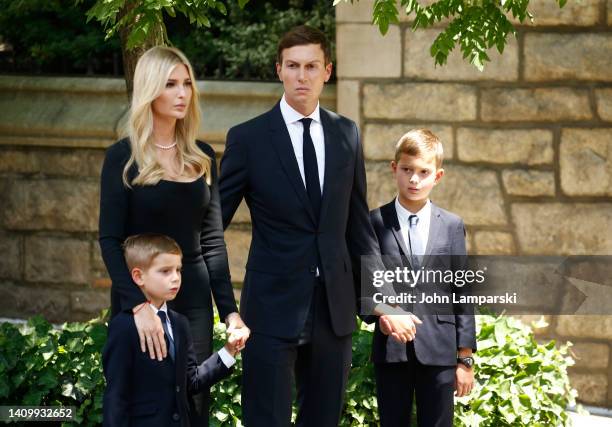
[{"left": 370, "top": 200, "right": 477, "bottom": 365}]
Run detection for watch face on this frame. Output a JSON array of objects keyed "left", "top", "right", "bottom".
[{"left": 459, "top": 357, "right": 474, "bottom": 368}]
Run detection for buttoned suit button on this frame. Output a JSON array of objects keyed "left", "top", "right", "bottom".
[
  {"left": 176, "top": 385, "right": 180, "bottom": 393},
  {"left": 172, "top": 413, "right": 180, "bottom": 421}
]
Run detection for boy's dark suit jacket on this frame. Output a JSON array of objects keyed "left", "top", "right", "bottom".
[
  {"left": 102, "top": 309, "right": 232, "bottom": 427},
  {"left": 370, "top": 200, "right": 477, "bottom": 366}
]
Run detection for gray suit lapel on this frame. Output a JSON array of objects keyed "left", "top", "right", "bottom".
[{"left": 422, "top": 203, "right": 442, "bottom": 269}]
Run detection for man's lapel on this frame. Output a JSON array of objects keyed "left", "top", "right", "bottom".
[
  {"left": 318, "top": 108, "right": 343, "bottom": 224},
  {"left": 268, "top": 102, "right": 317, "bottom": 225}
]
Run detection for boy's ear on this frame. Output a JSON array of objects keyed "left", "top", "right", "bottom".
[
  {"left": 390, "top": 160, "right": 397, "bottom": 172},
  {"left": 131, "top": 268, "right": 145, "bottom": 288},
  {"left": 434, "top": 168, "right": 445, "bottom": 184}
]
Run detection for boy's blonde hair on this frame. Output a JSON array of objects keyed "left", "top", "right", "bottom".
[
  {"left": 394, "top": 129, "right": 444, "bottom": 169},
  {"left": 123, "top": 233, "right": 182, "bottom": 271}
]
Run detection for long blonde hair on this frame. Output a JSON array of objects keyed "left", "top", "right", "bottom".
[{"left": 122, "top": 46, "right": 211, "bottom": 187}]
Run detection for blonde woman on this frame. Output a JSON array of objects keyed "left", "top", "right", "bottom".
[{"left": 98, "top": 46, "right": 248, "bottom": 425}]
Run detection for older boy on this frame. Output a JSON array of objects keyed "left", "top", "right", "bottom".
[
  {"left": 103, "top": 234, "right": 241, "bottom": 427},
  {"left": 370, "top": 129, "right": 477, "bottom": 427}
]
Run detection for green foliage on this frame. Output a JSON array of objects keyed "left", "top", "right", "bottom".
[
  {"left": 78, "top": 0, "right": 251, "bottom": 51},
  {"left": 0, "top": 0, "right": 120, "bottom": 74},
  {"left": 0, "top": 313, "right": 108, "bottom": 426},
  {"left": 0, "top": 313, "right": 576, "bottom": 426},
  {"left": 171, "top": 0, "right": 335, "bottom": 80},
  {"left": 0, "top": 0, "right": 334, "bottom": 80},
  {"left": 337, "top": 0, "right": 566, "bottom": 70},
  {"left": 455, "top": 315, "right": 577, "bottom": 427}
]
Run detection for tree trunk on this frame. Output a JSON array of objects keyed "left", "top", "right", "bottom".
[{"left": 118, "top": 1, "right": 166, "bottom": 100}]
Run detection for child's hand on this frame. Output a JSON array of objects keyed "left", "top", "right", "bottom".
[
  {"left": 228, "top": 327, "right": 250, "bottom": 350},
  {"left": 224, "top": 333, "right": 243, "bottom": 357}
]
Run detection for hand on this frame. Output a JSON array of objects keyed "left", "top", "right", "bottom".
[
  {"left": 224, "top": 334, "right": 242, "bottom": 357},
  {"left": 455, "top": 363, "right": 474, "bottom": 397},
  {"left": 379, "top": 310, "right": 423, "bottom": 344},
  {"left": 133, "top": 302, "right": 167, "bottom": 361},
  {"left": 225, "top": 312, "right": 250, "bottom": 350}
]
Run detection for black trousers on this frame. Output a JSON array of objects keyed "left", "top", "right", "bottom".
[
  {"left": 241, "top": 282, "right": 352, "bottom": 427},
  {"left": 374, "top": 343, "right": 455, "bottom": 427}
]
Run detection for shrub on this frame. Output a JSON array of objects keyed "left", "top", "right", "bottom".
[{"left": 0, "top": 313, "right": 576, "bottom": 426}]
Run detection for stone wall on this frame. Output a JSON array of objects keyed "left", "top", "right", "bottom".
[
  {"left": 336, "top": 0, "right": 612, "bottom": 407},
  {"left": 0, "top": 76, "right": 335, "bottom": 322}
]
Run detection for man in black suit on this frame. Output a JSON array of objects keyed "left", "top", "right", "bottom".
[
  {"left": 102, "top": 234, "right": 241, "bottom": 427},
  {"left": 370, "top": 129, "right": 477, "bottom": 427},
  {"left": 219, "top": 25, "right": 416, "bottom": 427}
]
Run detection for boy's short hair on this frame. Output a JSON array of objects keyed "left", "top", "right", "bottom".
[
  {"left": 123, "top": 233, "right": 182, "bottom": 271},
  {"left": 277, "top": 25, "right": 331, "bottom": 65},
  {"left": 394, "top": 129, "right": 444, "bottom": 169}
]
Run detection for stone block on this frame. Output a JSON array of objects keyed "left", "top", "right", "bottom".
[
  {"left": 225, "top": 227, "right": 251, "bottom": 284},
  {"left": 510, "top": 0, "right": 601, "bottom": 26},
  {"left": 525, "top": 33, "right": 612, "bottom": 82},
  {"left": 474, "top": 231, "right": 516, "bottom": 255},
  {"left": 596, "top": 89, "right": 612, "bottom": 121},
  {"left": 481, "top": 88, "right": 592, "bottom": 122},
  {"left": 569, "top": 372, "right": 608, "bottom": 405},
  {"left": 457, "top": 128, "right": 553, "bottom": 165},
  {"left": 502, "top": 170, "right": 555, "bottom": 197},
  {"left": 337, "top": 80, "right": 360, "bottom": 128},
  {"left": 0, "top": 234, "right": 21, "bottom": 280},
  {"left": 512, "top": 204, "right": 612, "bottom": 255},
  {"left": 4, "top": 179, "right": 99, "bottom": 232},
  {"left": 25, "top": 236, "right": 90, "bottom": 285},
  {"left": 0, "top": 282, "right": 70, "bottom": 323},
  {"left": 337, "top": 24, "right": 401, "bottom": 78},
  {"left": 366, "top": 163, "right": 507, "bottom": 225},
  {"left": 557, "top": 316, "right": 612, "bottom": 340},
  {"left": 364, "top": 83, "right": 477, "bottom": 121},
  {"left": 335, "top": 0, "right": 374, "bottom": 23},
  {"left": 570, "top": 342, "right": 609, "bottom": 370},
  {"left": 363, "top": 124, "right": 453, "bottom": 161},
  {"left": 0, "top": 149, "right": 104, "bottom": 177},
  {"left": 560, "top": 129, "right": 612, "bottom": 196},
  {"left": 71, "top": 290, "right": 110, "bottom": 316},
  {"left": 404, "top": 29, "right": 518, "bottom": 81}
]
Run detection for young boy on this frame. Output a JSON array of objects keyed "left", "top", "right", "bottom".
[
  {"left": 369, "top": 129, "right": 477, "bottom": 427},
  {"left": 103, "top": 233, "right": 241, "bottom": 427}
]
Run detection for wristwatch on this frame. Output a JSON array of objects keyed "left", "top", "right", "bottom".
[{"left": 457, "top": 356, "right": 474, "bottom": 368}]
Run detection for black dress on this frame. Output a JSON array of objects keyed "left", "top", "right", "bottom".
[{"left": 98, "top": 138, "right": 238, "bottom": 426}]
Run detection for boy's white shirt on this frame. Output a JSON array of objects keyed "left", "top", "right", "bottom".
[
  {"left": 394, "top": 197, "right": 431, "bottom": 256},
  {"left": 148, "top": 303, "right": 235, "bottom": 368}
]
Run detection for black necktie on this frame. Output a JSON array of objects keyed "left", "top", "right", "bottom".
[
  {"left": 157, "top": 311, "right": 175, "bottom": 362},
  {"left": 300, "top": 118, "right": 321, "bottom": 221}
]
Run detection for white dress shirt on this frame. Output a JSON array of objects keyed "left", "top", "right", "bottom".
[
  {"left": 395, "top": 198, "right": 431, "bottom": 257},
  {"left": 279, "top": 94, "right": 325, "bottom": 193},
  {"left": 149, "top": 302, "right": 235, "bottom": 368}
]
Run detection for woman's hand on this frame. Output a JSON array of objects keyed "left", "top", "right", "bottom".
[
  {"left": 133, "top": 302, "right": 167, "bottom": 361},
  {"left": 225, "top": 312, "right": 250, "bottom": 351}
]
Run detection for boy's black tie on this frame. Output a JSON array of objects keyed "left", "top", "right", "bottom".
[
  {"left": 157, "top": 311, "right": 176, "bottom": 362},
  {"left": 300, "top": 118, "right": 321, "bottom": 221}
]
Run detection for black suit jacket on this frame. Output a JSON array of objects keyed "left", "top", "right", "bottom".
[
  {"left": 370, "top": 200, "right": 477, "bottom": 366},
  {"left": 219, "top": 102, "right": 383, "bottom": 338},
  {"left": 102, "top": 309, "right": 232, "bottom": 427}
]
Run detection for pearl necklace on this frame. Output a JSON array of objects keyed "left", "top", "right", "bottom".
[{"left": 154, "top": 141, "right": 177, "bottom": 150}]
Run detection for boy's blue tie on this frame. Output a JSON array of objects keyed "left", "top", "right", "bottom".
[
  {"left": 408, "top": 214, "right": 423, "bottom": 268},
  {"left": 157, "top": 311, "right": 175, "bottom": 362},
  {"left": 300, "top": 118, "right": 321, "bottom": 221}
]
